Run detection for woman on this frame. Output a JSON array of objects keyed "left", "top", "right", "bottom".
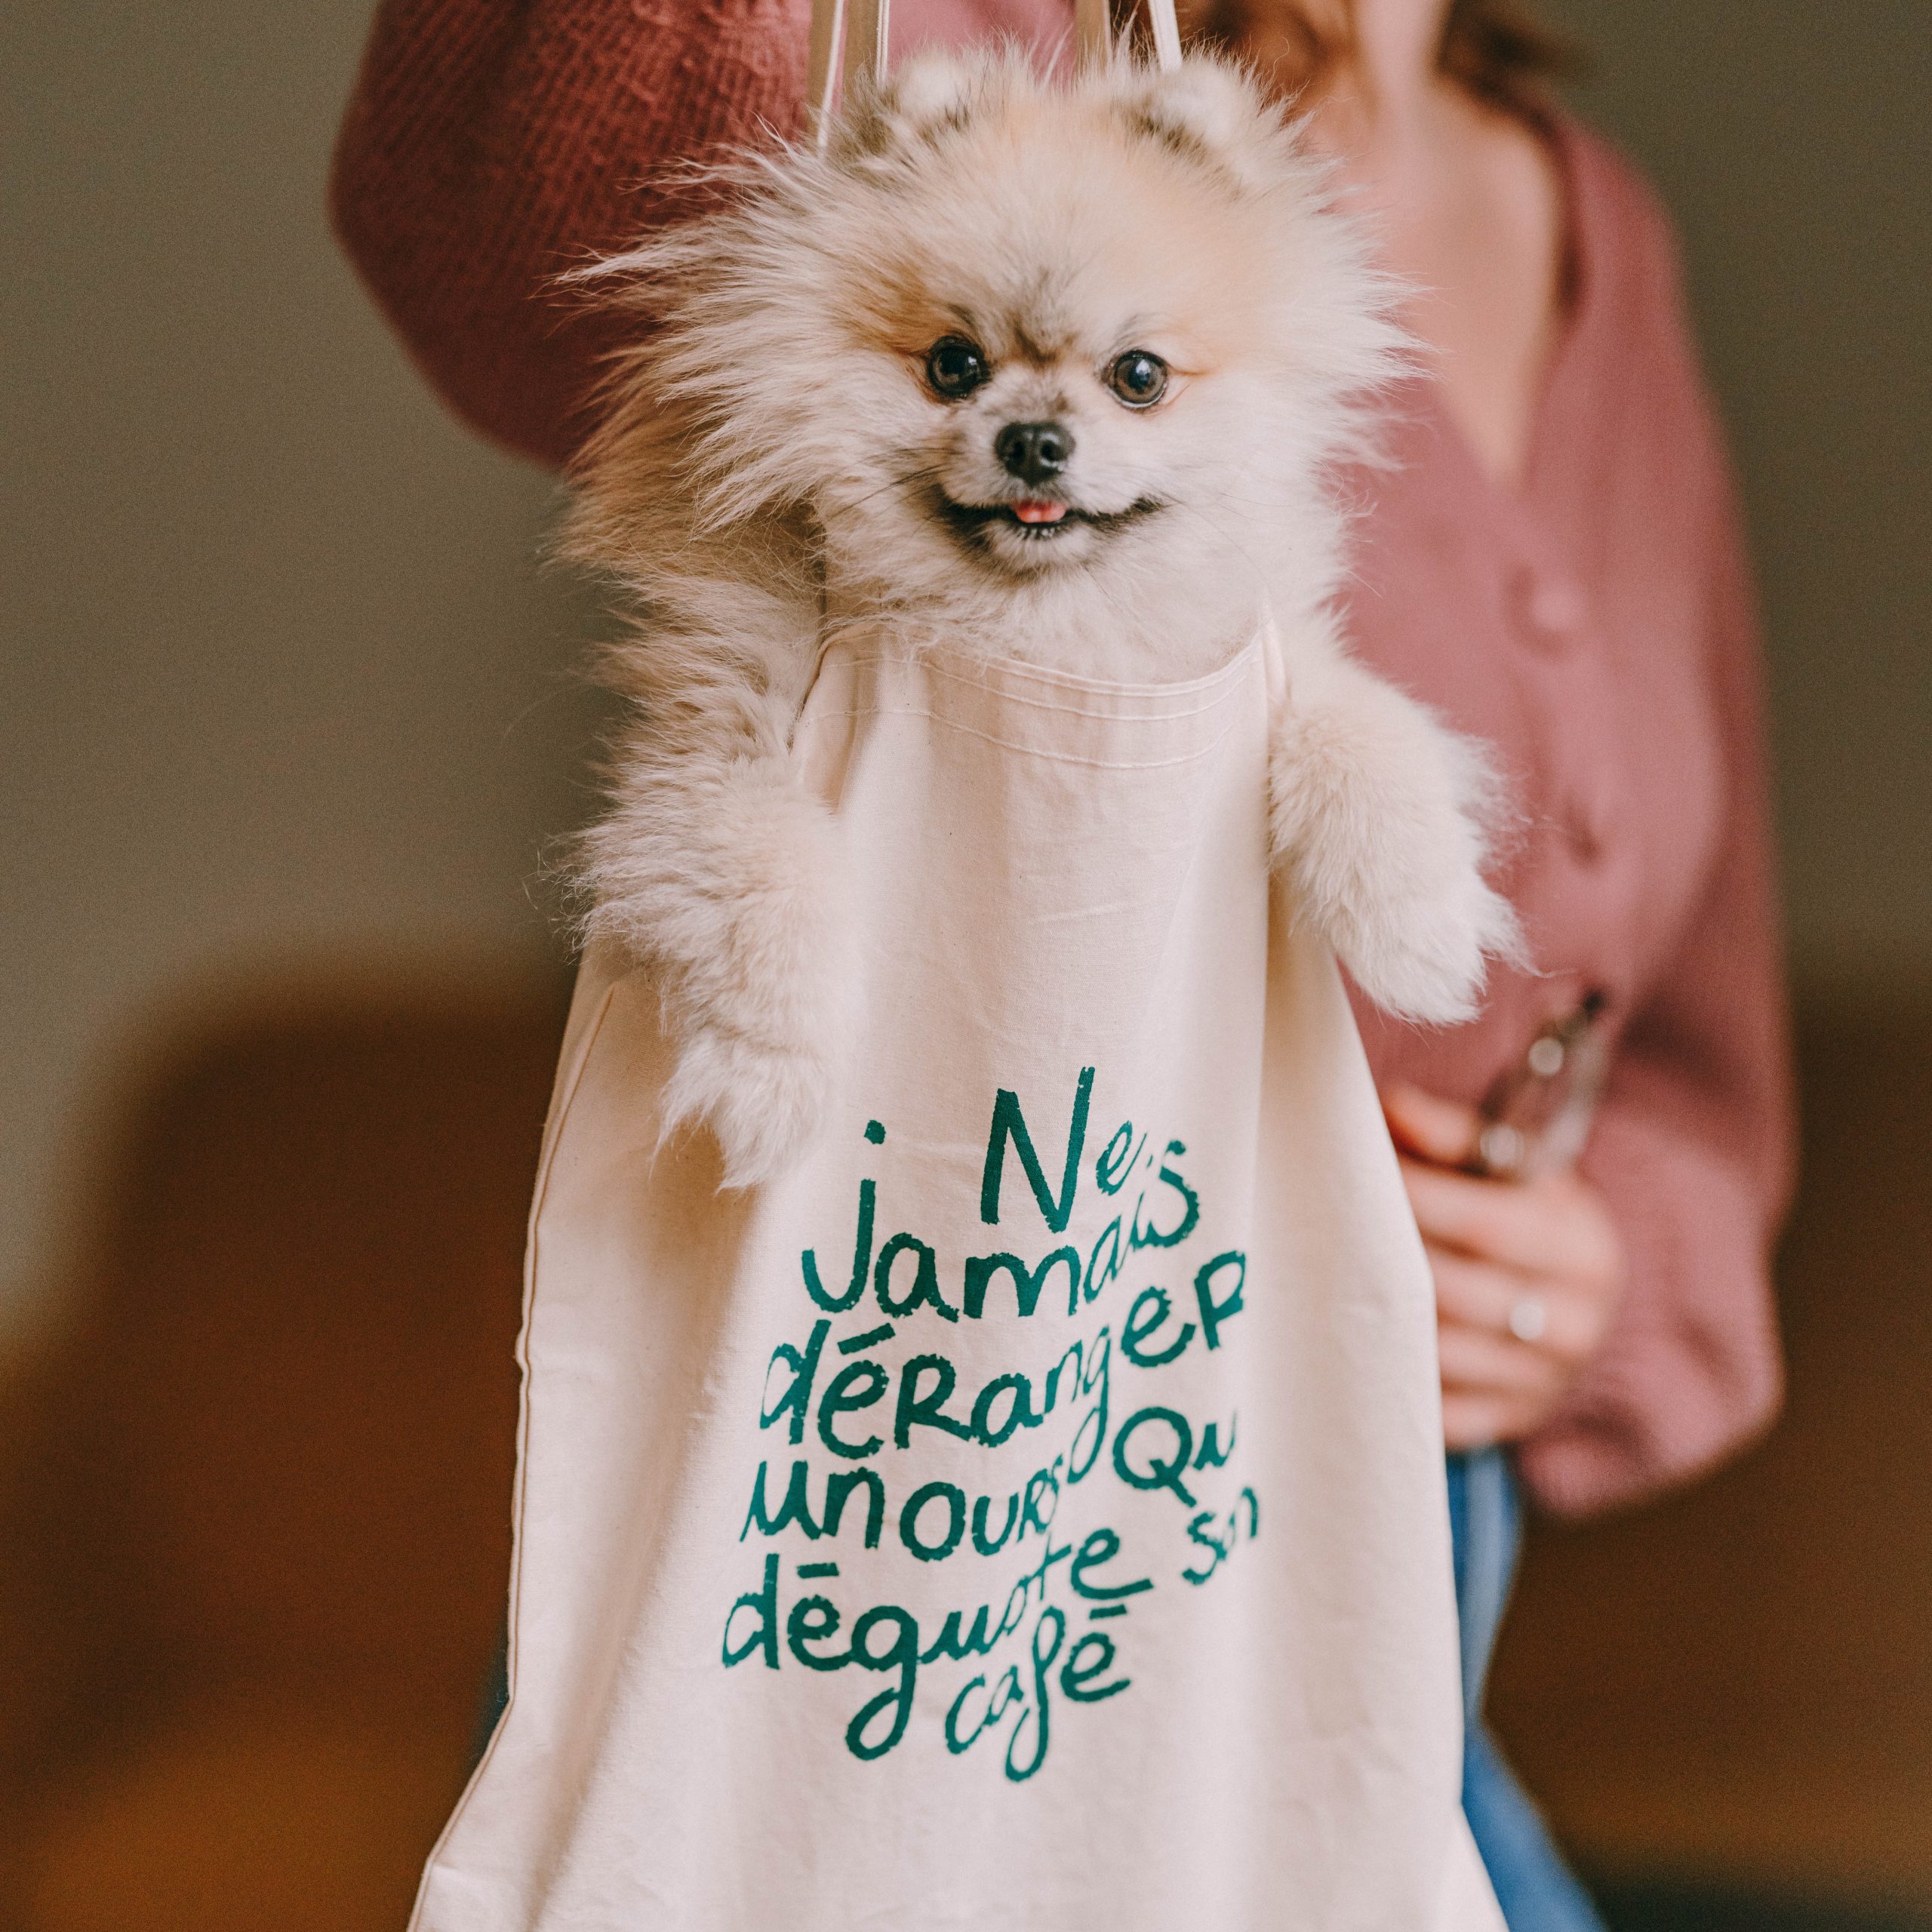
[{"left": 331, "top": 2, "right": 1792, "bottom": 1923}]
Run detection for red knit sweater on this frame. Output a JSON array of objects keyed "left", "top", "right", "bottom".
[{"left": 331, "top": 0, "right": 1794, "bottom": 1518}]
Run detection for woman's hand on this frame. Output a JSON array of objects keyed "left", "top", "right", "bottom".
[{"left": 1383, "top": 1083, "right": 1627, "bottom": 1452}]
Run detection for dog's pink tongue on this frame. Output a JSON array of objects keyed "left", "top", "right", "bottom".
[{"left": 1013, "top": 500, "right": 1068, "bottom": 525}]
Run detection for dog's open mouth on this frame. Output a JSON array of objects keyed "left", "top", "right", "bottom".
[
  {"left": 932, "top": 491, "right": 1164, "bottom": 547},
  {"left": 1011, "top": 499, "right": 1068, "bottom": 528}
]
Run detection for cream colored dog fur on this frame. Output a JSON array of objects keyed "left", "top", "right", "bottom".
[{"left": 565, "top": 49, "right": 1520, "bottom": 1186}]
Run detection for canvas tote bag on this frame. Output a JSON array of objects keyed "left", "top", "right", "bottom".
[{"left": 411, "top": 8, "right": 1503, "bottom": 1927}]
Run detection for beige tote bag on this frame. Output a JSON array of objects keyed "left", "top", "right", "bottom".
[{"left": 411, "top": 11, "right": 1503, "bottom": 1929}]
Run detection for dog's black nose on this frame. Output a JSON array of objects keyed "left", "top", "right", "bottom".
[{"left": 994, "top": 420, "right": 1074, "bottom": 485}]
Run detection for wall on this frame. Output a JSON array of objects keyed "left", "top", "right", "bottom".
[
  {"left": 2, "top": 0, "right": 602, "bottom": 1337},
  {"left": 3, "top": 0, "right": 1928, "bottom": 1335},
  {"left": 1543, "top": 0, "right": 1931, "bottom": 992}
]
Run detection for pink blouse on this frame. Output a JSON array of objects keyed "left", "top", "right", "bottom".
[
  {"left": 331, "top": 0, "right": 1795, "bottom": 1517},
  {"left": 1342, "top": 121, "right": 1793, "bottom": 1515}
]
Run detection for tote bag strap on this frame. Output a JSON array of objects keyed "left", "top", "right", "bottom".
[
  {"left": 807, "top": 0, "right": 891, "bottom": 147},
  {"left": 1076, "top": 0, "right": 1183, "bottom": 72},
  {"left": 810, "top": 0, "right": 1183, "bottom": 144}
]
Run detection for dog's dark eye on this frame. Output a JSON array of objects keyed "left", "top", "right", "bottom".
[
  {"left": 925, "top": 337, "right": 989, "bottom": 400},
  {"left": 1107, "top": 350, "right": 1169, "bottom": 408}
]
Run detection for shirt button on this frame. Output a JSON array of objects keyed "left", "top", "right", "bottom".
[
  {"left": 1562, "top": 792, "right": 1609, "bottom": 863},
  {"left": 1513, "top": 567, "right": 1589, "bottom": 650}
]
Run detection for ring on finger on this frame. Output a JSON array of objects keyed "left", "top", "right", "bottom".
[{"left": 1506, "top": 1294, "right": 1549, "bottom": 1344}]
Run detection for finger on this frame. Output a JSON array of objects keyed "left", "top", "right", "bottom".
[
  {"left": 1436, "top": 1317, "right": 1567, "bottom": 1399},
  {"left": 1442, "top": 1388, "right": 1547, "bottom": 1453},
  {"left": 1383, "top": 1082, "right": 1484, "bottom": 1168},
  {"left": 1429, "top": 1245, "right": 1524, "bottom": 1330},
  {"left": 1428, "top": 1247, "right": 1599, "bottom": 1367},
  {"left": 1401, "top": 1158, "right": 1575, "bottom": 1277}
]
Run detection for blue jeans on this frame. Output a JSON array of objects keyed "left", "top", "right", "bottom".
[{"left": 1448, "top": 1448, "right": 1607, "bottom": 1931}]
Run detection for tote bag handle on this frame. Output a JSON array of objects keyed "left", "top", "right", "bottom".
[
  {"left": 808, "top": 0, "right": 1183, "bottom": 146},
  {"left": 1075, "top": 0, "right": 1183, "bottom": 71}
]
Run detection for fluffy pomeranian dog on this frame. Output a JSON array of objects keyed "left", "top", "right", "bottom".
[{"left": 566, "top": 48, "right": 1520, "bottom": 1185}]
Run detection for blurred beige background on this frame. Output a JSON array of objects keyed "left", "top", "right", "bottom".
[{"left": 2, "top": 0, "right": 1927, "bottom": 1340}]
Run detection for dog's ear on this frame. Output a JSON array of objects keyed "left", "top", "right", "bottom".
[
  {"left": 1118, "top": 56, "right": 1293, "bottom": 193},
  {"left": 835, "top": 50, "right": 995, "bottom": 161}
]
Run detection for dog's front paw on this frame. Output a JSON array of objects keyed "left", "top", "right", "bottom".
[
  {"left": 1272, "top": 675, "right": 1523, "bottom": 1024},
  {"left": 589, "top": 757, "right": 855, "bottom": 1186},
  {"left": 654, "top": 816, "right": 856, "bottom": 1186},
  {"left": 1324, "top": 861, "right": 1521, "bottom": 1026},
  {"left": 657, "top": 913, "right": 856, "bottom": 1186},
  {"left": 660, "top": 1021, "right": 838, "bottom": 1188}
]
